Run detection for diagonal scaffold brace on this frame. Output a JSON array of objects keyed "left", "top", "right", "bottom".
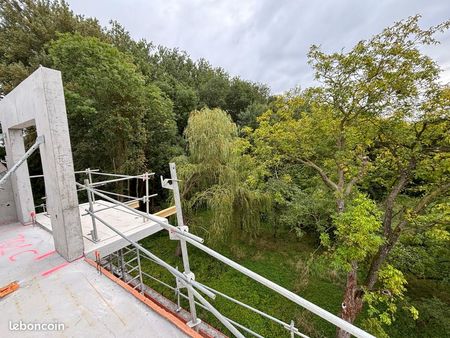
[{"left": 0, "top": 135, "right": 45, "bottom": 189}]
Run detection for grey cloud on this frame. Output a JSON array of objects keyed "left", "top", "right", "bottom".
[{"left": 67, "top": 0, "right": 450, "bottom": 93}]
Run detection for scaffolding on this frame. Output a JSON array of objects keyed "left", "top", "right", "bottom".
[
  {"left": 31, "top": 168, "right": 156, "bottom": 243},
  {"left": 74, "top": 163, "right": 374, "bottom": 338}
]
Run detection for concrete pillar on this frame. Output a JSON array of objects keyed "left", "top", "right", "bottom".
[
  {"left": 34, "top": 69, "right": 83, "bottom": 261},
  {"left": 5, "top": 129, "right": 34, "bottom": 224},
  {"left": 0, "top": 164, "right": 18, "bottom": 225},
  {"left": 0, "top": 67, "right": 84, "bottom": 261}
]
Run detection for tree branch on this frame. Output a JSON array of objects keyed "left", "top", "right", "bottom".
[
  {"left": 382, "top": 158, "right": 416, "bottom": 236},
  {"left": 392, "top": 181, "right": 450, "bottom": 235},
  {"left": 366, "top": 181, "right": 450, "bottom": 290},
  {"left": 345, "top": 156, "right": 369, "bottom": 196},
  {"left": 300, "top": 159, "right": 339, "bottom": 191}
]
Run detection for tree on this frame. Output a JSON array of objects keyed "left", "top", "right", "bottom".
[
  {"left": 155, "top": 79, "right": 199, "bottom": 133},
  {"left": 0, "top": 0, "right": 103, "bottom": 95},
  {"left": 105, "top": 20, "right": 156, "bottom": 81},
  {"left": 48, "top": 33, "right": 178, "bottom": 174},
  {"left": 225, "top": 77, "right": 270, "bottom": 121},
  {"left": 143, "top": 84, "right": 181, "bottom": 175},
  {"left": 198, "top": 73, "right": 230, "bottom": 109},
  {"left": 0, "top": 0, "right": 272, "bottom": 211},
  {"left": 237, "top": 101, "right": 268, "bottom": 129},
  {"left": 175, "top": 108, "right": 270, "bottom": 239},
  {"left": 252, "top": 16, "right": 450, "bottom": 337},
  {"left": 359, "top": 85, "right": 450, "bottom": 335}
]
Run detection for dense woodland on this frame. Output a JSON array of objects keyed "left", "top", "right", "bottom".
[{"left": 0, "top": 1, "right": 449, "bottom": 337}]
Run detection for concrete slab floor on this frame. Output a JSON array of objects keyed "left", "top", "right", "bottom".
[
  {"left": 0, "top": 223, "right": 190, "bottom": 337},
  {"left": 36, "top": 200, "right": 167, "bottom": 258}
]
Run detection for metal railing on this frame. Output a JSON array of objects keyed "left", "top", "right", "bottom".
[
  {"left": 31, "top": 168, "right": 155, "bottom": 242},
  {"left": 74, "top": 163, "right": 374, "bottom": 338},
  {"left": 106, "top": 244, "right": 309, "bottom": 338}
]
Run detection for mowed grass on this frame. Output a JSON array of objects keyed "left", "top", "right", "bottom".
[{"left": 138, "top": 213, "right": 449, "bottom": 337}]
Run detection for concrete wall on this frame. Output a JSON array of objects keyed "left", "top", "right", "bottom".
[
  {"left": 0, "top": 164, "right": 18, "bottom": 224},
  {"left": 0, "top": 67, "right": 83, "bottom": 261}
]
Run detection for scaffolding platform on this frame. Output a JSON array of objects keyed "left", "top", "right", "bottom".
[{"left": 35, "top": 200, "right": 166, "bottom": 259}]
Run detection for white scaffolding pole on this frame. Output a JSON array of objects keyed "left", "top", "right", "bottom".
[
  {"left": 167, "top": 162, "right": 200, "bottom": 328},
  {"left": 0, "top": 135, "right": 44, "bottom": 188},
  {"left": 78, "top": 180, "right": 374, "bottom": 338}
]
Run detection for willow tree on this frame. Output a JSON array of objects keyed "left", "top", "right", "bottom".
[
  {"left": 252, "top": 16, "right": 450, "bottom": 337},
  {"left": 175, "top": 107, "right": 270, "bottom": 240}
]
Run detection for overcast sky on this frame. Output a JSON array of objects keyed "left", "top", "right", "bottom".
[{"left": 67, "top": 0, "right": 450, "bottom": 93}]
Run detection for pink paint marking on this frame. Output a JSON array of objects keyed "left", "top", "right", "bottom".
[
  {"left": 14, "top": 243, "right": 32, "bottom": 249},
  {"left": 34, "top": 250, "right": 56, "bottom": 261},
  {"left": 41, "top": 262, "right": 70, "bottom": 277},
  {"left": 2, "top": 246, "right": 32, "bottom": 257},
  {"left": 8, "top": 249, "right": 39, "bottom": 262},
  {"left": 0, "top": 234, "right": 29, "bottom": 257}
]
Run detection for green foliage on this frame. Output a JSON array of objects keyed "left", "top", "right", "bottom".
[
  {"left": 389, "top": 210, "right": 450, "bottom": 282},
  {"left": 0, "top": 0, "right": 103, "bottom": 94},
  {"left": 363, "top": 264, "right": 409, "bottom": 334},
  {"left": 1, "top": 3, "right": 450, "bottom": 336},
  {"left": 48, "top": 33, "right": 178, "bottom": 174},
  {"left": 146, "top": 48, "right": 269, "bottom": 130},
  {"left": 0, "top": 0, "right": 270, "bottom": 194},
  {"left": 250, "top": 16, "right": 450, "bottom": 335},
  {"left": 321, "top": 194, "right": 383, "bottom": 270},
  {"left": 143, "top": 84, "right": 181, "bottom": 174},
  {"left": 237, "top": 101, "right": 268, "bottom": 129},
  {"left": 265, "top": 177, "right": 335, "bottom": 237},
  {"left": 225, "top": 77, "right": 270, "bottom": 122},
  {"left": 251, "top": 90, "right": 375, "bottom": 213},
  {"left": 184, "top": 107, "right": 237, "bottom": 167},
  {"left": 105, "top": 20, "right": 155, "bottom": 79},
  {"left": 138, "top": 221, "right": 343, "bottom": 338},
  {"left": 137, "top": 215, "right": 449, "bottom": 338},
  {"left": 408, "top": 298, "right": 450, "bottom": 336},
  {"left": 176, "top": 108, "right": 271, "bottom": 239}
]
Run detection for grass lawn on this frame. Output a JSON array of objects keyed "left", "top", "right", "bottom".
[{"left": 137, "top": 213, "right": 449, "bottom": 337}]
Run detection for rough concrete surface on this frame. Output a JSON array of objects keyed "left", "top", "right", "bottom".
[
  {"left": 0, "top": 67, "right": 83, "bottom": 261},
  {"left": 36, "top": 200, "right": 166, "bottom": 258},
  {"left": 0, "top": 223, "right": 189, "bottom": 338},
  {"left": 0, "top": 164, "right": 17, "bottom": 224}
]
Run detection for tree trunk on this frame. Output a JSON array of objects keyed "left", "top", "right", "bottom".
[
  {"left": 337, "top": 198, "right": 345, "bottom": 213},
  {"left": 365, "top": 243, "right": 390, "bottom": 290},
  {"left": 336, "top": 264, "right": 364, "bottom": 338}
]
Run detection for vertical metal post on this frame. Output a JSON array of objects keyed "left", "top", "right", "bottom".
[
  {"left": 175, "top": 267, "right": 182, "bottom": 312},
  {"left": 136, "top": 247, "right": 144, "bottom": 294},
  {"left": 116, "top": 250, "right": 120, "bottom": 276},
  {"left": 87, "top": 168, "right": 96, "bottom": 203},
  {"left": 145, "top": 172, "right": 150, "bottom": 216},
  {"left": 143, "top": 172, "right": 150, "bottom": 222},
  {"left": 290, "top": 320, "right": 295, "bottom": 338},
  {"left": 169, "top": 162, "right": 200, "bottom": 327},
  {"left": 119, "top": 248, "right": 125, "bottom": 280},
  {"left": 85, "top": 179, "right": 99, "bottom": 242}
]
